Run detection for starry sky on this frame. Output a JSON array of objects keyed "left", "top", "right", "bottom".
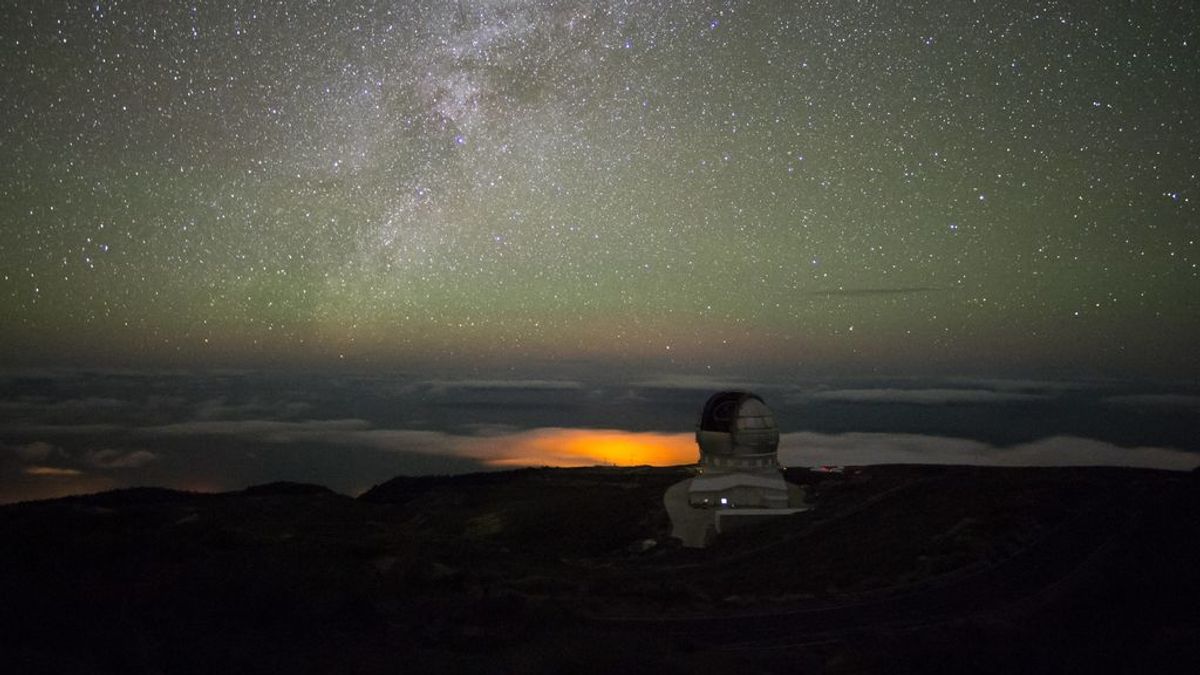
[{"left": 2, "top": 0, "right": 1198, "bottom": 380}]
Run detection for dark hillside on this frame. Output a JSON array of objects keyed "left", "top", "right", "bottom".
[{"left": 2, "top": 465, "right": 1198, "bottom": 673}]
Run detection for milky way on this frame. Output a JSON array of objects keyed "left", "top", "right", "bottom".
[{"left": 1, "top": 1, "right": 1197, "bottom": 378}]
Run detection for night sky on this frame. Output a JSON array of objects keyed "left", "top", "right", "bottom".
[
  {"left": 2, "top": 0, "right": 1196, "bottom": 378},
  {"left": 1, "top": 3, "right": 1199, "bottom": 501}
]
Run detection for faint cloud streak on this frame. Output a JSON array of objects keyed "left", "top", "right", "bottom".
[
  {"left": 806, "top": 286, "right": 946, "bottom": 298},
  {"left": 805, "top": 388, "right": 1050, "bottom": 405}
]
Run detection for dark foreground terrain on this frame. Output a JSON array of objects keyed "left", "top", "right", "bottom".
[{"left": 2, "top": 464, "right": 1198, "bottom": 673}]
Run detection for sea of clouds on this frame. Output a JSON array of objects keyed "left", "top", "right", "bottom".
[{"left": 2, "top": 369, "right": 1196, "bottom": 503}]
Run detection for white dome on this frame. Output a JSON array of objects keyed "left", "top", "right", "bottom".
[{"left": 695, "top": 391, "right": 780, "bottom": 461}]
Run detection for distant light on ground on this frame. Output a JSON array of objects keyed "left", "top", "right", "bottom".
[{"left": 472, "top": 428, "right": 696, "bottom": 468}]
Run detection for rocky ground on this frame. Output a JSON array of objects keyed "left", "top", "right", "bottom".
[{"left": 2, "top": 464, "right": 1198, "bottom": 673}]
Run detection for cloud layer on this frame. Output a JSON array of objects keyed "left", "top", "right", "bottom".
[
  {"left": 780, "top": 432, "right": 1200, "bottom": 472},
  {"left": 2, "top": 369, "right": 1197, "bottom": 503}
]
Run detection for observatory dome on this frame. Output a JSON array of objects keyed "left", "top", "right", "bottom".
[{"left": 695, "top": 391, "right": 780, "bottom": 464}]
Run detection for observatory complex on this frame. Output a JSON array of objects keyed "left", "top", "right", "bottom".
[{"left": 666, "top": 391, "right": 806, "bottom": 547}]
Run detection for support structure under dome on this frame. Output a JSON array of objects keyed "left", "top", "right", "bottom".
[{"left": 665, "top": 391, "right": 808, "bottom": 547}]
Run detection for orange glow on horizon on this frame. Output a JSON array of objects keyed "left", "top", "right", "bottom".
[
  {"left": 24, "top": 466, "right": 84, "bottom": 477},
  {"left": 470, "top": 428, "right": 697, "bottom": 468}
]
